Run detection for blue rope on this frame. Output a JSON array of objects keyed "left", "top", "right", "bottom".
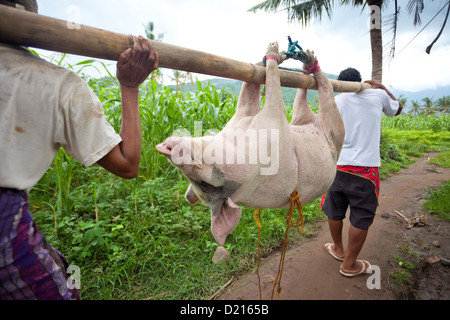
[
  {"left": 262, "top": 36, "right": 309, "bottom": 67},
  {"left": 284, "top": 36, "right": 309, "bottom": 63}
]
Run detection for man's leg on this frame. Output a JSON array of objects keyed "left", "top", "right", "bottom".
[
  {"left": 340, "top": 225, "right": 368, "bottom": 273},
  {"left": 327, "top": 218, "right": 345, "bottom": 260},
  {"left": 336, "top": 168, "right": 378, "bottom": 274},
  {"left": 322, "top": 171, "right": 349, "bottom": 261}
]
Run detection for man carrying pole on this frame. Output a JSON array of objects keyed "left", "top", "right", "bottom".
[
  {"left": 0, "top": 0, "right": 159, "bottom": 299},
  {"left": 321, "top": 68, "right": 403, "bottom": 277}
]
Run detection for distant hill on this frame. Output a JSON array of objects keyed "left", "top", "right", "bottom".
[
  {"left": 172, "top": 75, "right": 449, "bottom": 108},
  {"left": 391, "top": 86, "right": 450, "bottom": 103},
  {"left": 174, "top": 72, "right": 338, "bottom": 106}
]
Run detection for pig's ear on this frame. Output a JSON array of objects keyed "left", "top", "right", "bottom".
[
  {"left": 185, "top": 184, "right": 199, "bottom": 204},
  {"left": 211, "top": 198, "right": 241, "bottom": 246}
]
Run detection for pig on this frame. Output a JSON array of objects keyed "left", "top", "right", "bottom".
[{"left": 156, "top": 42, "right": 344, "bottom": 246}]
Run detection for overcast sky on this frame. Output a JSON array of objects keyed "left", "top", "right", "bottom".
[{"left": 35, "top": 0, "right": 450, "bottom": 93}]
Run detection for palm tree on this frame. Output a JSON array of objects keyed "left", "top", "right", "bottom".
[
  {"left": 170, "top": 70, "right": 183, "bottom": 96},
  {"left": 369, "top": 0, "right": 383, "bottom": 82},
  {"left": 398, "top": 94, "right": 407, "bottom": 108},
  {"left": 170, "top": 70, "right": 195, "bottom": 97},
  {"left": 436, "top": 96, "right": 450, "bottom": 113},
  {"left": 249, "top": 0, "right": 385, "bottom": 81},
  {"left": 408, "top": 100, "right": 421, "bottom": 116},
  {"left": 249, "top": 1, "right": 450, "bottom": 82},
  {"left": 143, "top": 21, "right": 165, "bottom": 42},
  {"left": 143, "top": 21, "right": 165, "bottom": 83},
  {"left": 421, "top": 97, "right": 437, "bottom": 115}
]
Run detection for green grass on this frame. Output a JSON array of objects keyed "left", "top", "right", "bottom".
[
  {"left": 31, "top": 168, "right": 323, "bottom": 299},
  {"left": 378, "top": 126, "right": 450, "bottom": 179},
  {"left": 424, "top": 149, "right": 450, "bottom": 222},
  {"left": 429, "top": 151, "right": 450, "bottom": 168},
  {"left": 423, "top": 180, "right": 450, "bottom": 221},
  {"left": 27, "top": 53, "right": 450, "bottom": 300}
]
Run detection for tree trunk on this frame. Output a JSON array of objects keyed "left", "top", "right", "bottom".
[{"left": 369, "top": 2, "right": 383, "bottom": 82}]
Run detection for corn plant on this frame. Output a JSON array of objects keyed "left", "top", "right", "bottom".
[{"left": 382, "top": 114, "right": 450, "bottom": 132}]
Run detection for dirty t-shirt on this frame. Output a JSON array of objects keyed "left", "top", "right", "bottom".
[
  {"left": 0, "top": 44, "right": 122, "bottom": 190},
  {"left": 335, "top": 89, "right": 399, "bottom": 167}
]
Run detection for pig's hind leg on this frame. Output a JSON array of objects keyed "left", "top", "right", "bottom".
[{"left": 290, "top": 88, "right": 316, "bottom": 126}]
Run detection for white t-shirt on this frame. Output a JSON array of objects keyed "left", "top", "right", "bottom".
[
  {"left": 335, "top": 88, "right": 399, "bottom": 167},
  {"left": 0, "top": 44, "right": 122, "bottom": 190}
]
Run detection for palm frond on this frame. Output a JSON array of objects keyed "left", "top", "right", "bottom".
[
  {"left": 426, "top": 1, "right": 450, "bottom": 54},
  {"left": 248, "top": 0, "right": 366, "bottom": 26},
  {"left": 248, "top": 0, "right": 296, "bottom": 13},
  {"left": 386, "top": 0, "right": 399, "bottom": 59},
  {"left": 407, "top": 0, "right": 424, "bottom": 26}
]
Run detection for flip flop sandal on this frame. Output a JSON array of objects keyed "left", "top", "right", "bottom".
[
  {"left": 324, "top": 243, "right": 344, "bottom": 261},
  {"left": 339, "top": 260, "right": 372, "bottom": 278}
]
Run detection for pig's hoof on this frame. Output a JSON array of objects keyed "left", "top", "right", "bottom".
[
  {"left": 265, "top": 41, "right": 281, "bottom": 63},
  {"left": 212, "top": 246, "right": 231, "bottom": 264},
  {"left": 302, "top": 49, "right": 318, "bottom": 70}
]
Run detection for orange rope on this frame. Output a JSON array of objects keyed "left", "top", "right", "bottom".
[
  {"left": 253, "top": 208, "right": 262, "bottom": 300},
  {"left": 254, "top": 189, "right": 304, "bottom": 300}
]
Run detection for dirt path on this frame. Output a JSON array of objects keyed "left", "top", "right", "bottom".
[{"left": 219, "top": 153, "right": 450, "bottom": 300}]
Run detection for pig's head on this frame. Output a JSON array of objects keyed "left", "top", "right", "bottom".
[{"left": 156, "top": 134, "right": 248, "bottom": 245}]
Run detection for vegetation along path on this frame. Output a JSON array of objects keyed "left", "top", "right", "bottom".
[{"left": 219, "top": 152, "right": 450, "bottom": 300}]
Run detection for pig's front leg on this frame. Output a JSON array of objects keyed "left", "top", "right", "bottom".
[{"left": 290, "top": 88, "right": 316, "bottom": 126}]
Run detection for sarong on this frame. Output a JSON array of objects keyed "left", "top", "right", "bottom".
[{"left": 0, "top": 188, "right": 79, "bottom": 300}]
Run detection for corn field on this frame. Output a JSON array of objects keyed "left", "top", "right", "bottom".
[{"left": 27, "top": 54, "right": 449, "bottom": 300}]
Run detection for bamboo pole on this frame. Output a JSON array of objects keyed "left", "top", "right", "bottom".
[{"left": 0, "top": 5, "right": 370, "bottom": 92}]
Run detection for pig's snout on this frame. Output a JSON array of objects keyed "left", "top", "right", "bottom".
[
  {"left": 156, "top": 139, "right": 180, "bottom": 156},
  {"left": 156, "top": 138, "right": 186, "bottom": 161},
  {"left": 155, "top": 142, "right": 172, "bottom": 157}
]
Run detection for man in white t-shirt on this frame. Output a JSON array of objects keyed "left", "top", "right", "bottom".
[
  {"left": 321, "top": 68, "right": 402, "bottom": 277},
  {"left": 0, "top": 1, "right": 159, "bottom": 299}
]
